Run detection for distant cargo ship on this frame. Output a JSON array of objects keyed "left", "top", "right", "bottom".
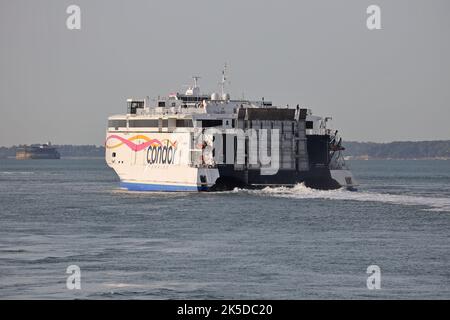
[{"left": 16, "top": 142, "right": 60, "bottom": 160}]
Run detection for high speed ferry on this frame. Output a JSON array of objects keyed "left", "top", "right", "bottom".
[{"left": 105, "top": 70, "right": 357, "bottom": 191}]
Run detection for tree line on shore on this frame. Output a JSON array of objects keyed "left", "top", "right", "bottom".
[{"left": 343, "top": 140, "right": 450, "bottom": 159}]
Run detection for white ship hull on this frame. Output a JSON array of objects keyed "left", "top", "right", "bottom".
[{"left": 105, "top": 131, "right": 220, "bottom": 191}]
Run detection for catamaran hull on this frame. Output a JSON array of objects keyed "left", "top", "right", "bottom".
[
  {"left": 114, "top": 167, "right": 357, "bottom": 192},
  {"left": 106, "top": 131, "right": 357, "bottom": 192}
]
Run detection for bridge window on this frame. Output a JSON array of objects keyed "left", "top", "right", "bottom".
[
  {"left": 129, "top": 120, "right": 159, "bottom": 127},
  {"left": 108, "top": 120, "right": 127, "bottom": 128}
]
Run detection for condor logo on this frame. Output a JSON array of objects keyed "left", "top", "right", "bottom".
[
  {"left": 146, "top": 141, "right": 177, "bottom": 165},
  {"left": 105, "top": 135, "right": 177, "bottom": 164}
]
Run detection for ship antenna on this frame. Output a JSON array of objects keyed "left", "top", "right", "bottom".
[{"left": 220, "top": 63, "right": 228, "bottom": 96}]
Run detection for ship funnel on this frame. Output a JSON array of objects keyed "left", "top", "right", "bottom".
[{"left": 186, "top": 76, "right": 201, "bottom": 96}]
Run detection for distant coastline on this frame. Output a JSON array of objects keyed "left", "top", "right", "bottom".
[
  {"left": 1, "top": 141, "right": 449, "bottom": 160},
  {"left": 343, "top": 140, "right": 450, "bottom": 160}
]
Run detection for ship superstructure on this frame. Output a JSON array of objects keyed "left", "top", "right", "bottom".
[{"left": 105, "top": 70, "right": 357, "bottom": 191}]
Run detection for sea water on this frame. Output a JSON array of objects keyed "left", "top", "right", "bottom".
[{"left": 0, "top": 159, "right": 449, "bottom": 299}]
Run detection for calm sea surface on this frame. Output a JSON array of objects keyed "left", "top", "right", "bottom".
[{"left": 0, "top": 159, "right": 449, "bottom": 299}]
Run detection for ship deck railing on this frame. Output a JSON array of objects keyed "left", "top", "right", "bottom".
[{"left": 137, "top": 106, "right": 207, "bottom": 116}]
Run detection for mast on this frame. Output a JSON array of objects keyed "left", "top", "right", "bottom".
[{"left": 220, "top": 63, "right": 227, "bottom": 96}]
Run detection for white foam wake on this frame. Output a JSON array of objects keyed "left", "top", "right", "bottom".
[{"left": 235, "top": 184, "right": 450, "bottom": 212}]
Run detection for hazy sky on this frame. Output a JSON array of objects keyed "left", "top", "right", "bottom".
[{"left": 1, "top": 0, "right": 449, "bottom": 146}]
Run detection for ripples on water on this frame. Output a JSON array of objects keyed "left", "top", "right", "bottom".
[{"left": 0, "top": 159, "right": 449, "bottom": 299}]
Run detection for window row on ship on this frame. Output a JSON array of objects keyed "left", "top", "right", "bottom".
[
  {"left": 108, "top": 119, "right": 226, "bottom": 130},
  {"left": 108, "top": 119, "right": 313, "bottom": 133}
]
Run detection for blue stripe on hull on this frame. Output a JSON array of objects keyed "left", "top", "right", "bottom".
[{"left": 120, "top": 181, "right": 208, "bottom": 192}]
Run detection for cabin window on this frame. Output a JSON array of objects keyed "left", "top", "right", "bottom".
[
  {"left": 112, "top": 152, "right": 116, "bottom": 158},
  {"left": 201, "top": 120, "right": 223, "bottom": 127},
  {"left": 129, "top": 120, "right": 159, "bottom": 127},
  {"left": 181, "top": 96, "right": 208, "bottom": 103},
  {"left": 306, "top": 121, "right": 314, "bottom": 129},
  {"left": 176, "top": 119, "right": 193, "bottom": 127},
  {"left": 108, "top": 120, "right": 127, "bottom": 128},
  {"left": 158, "top": 101, "right": 166, "bottom": 107}
]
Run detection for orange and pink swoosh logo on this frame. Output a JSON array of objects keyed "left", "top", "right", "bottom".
[{"left": 106, "top": 135, "right": 177, "bottom": 152}]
